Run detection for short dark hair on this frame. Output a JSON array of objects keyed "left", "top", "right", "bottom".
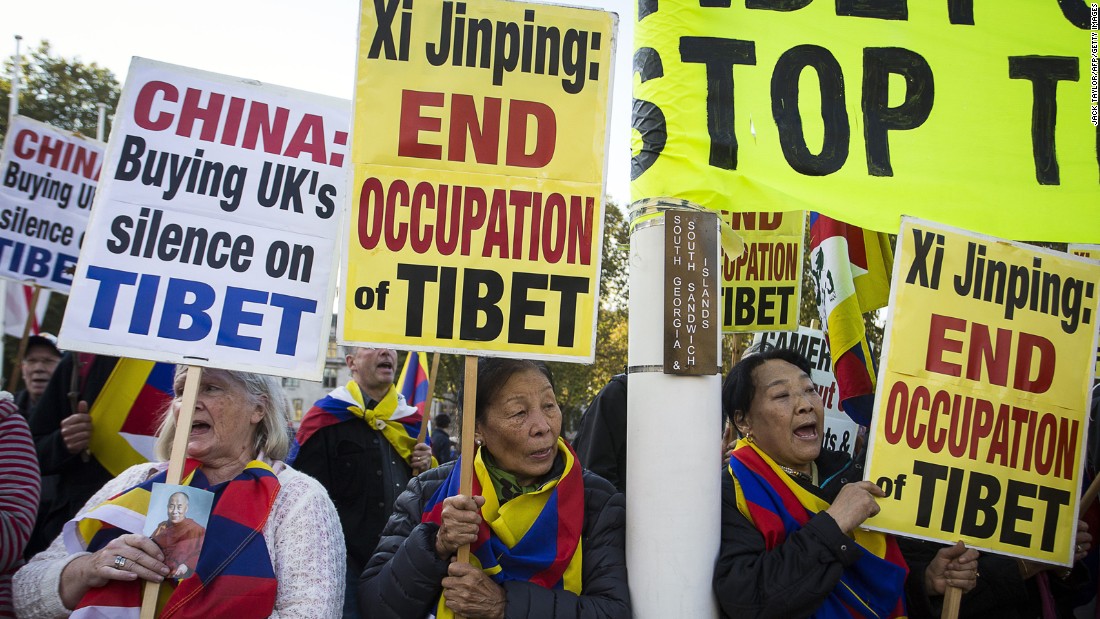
[
  {"left": 460, "top": 358, "right": 555, "bottom": 423},
  {"left": 722, "top": 345, "right": 814, "bottom": 432},
  {"left": 435, "top": 413, "right": 451, "bottom": 429}
]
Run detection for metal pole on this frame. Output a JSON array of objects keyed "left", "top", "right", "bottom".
[
  {"left": 96, "top": 102, "right": 107, "bottom": 141},
  {"left": 9, "top": 35, "right": 22, "bottom": 127},
  {"left": 625, "top": 203, "right": 721, "bottom": 618}
]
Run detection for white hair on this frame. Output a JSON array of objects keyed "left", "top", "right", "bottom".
[{"left": 154, "top": 368, "right": 292, "bottom": 462}]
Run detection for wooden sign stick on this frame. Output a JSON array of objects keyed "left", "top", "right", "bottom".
[
  {"left": 6, "top": 283, "right": 42, "bottom": 393},
  {"left": 417, "top": 353, "right": 442, "bottom": 443},
  {"left": 453, "top": 355, "right": 478, "bottom": 619},
  {"left": 140, "top": 365, "right": 202, "bottom": 619},
  {"left": 942, "top": 585, "right": 962, "bottom": 619},
  {"left": 456, "top": 355, "right": 478, "bottom": 563}
]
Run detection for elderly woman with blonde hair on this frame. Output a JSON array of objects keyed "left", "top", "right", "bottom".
[{"left": 15, "top": 367, "right": 344, "bottom": 618}]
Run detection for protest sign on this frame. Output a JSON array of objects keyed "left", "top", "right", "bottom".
[
  {"left": 1068, "top": 244, "right": 1100, "bottom": 378},
  {"left": 722, "top": 211, "right": 803, "bottom": 332},
  {"left": 342, "top": 0, "right": 617, "bottom": 362},
  {"left": 632, "top": 3, "right": 1098, "bottom": 242},
  {"left": 754, "top": 326, "right": 858, "bottom": 456},
  {"left": 59, "top": 58, "right": 348, "bottom": 379},
  {"left": 865, "top": 217, "right": 1100, "bottom": 565},
  {"left": 0, "top": 116, "right": 104, "bottom": 292},
  {"left": 1068, "top": 244, "right": 1100, "bottom": 261}
]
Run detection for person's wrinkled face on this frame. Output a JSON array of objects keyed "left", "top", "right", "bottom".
[
  {"left": 167, "top": 493, "right": 189, "bottom": 524},
  {"left": 738, "top": 359, "right": 824, "bottom": 473},
  {"left": 476, "top": 368, "right": 562, "bottom": 486},
  {"left": 21, "top": 345, "right": 60, "bottom": 399},
  {"left": 346, "top": 347, "right": 397, "bottom": 397},
  {"left": 173, "top": 370, "right": 263, "bottom": 468}
]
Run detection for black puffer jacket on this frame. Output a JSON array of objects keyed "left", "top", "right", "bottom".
[
  {"left": 714, "top": 449, "right": 869, "bottom": 618},
  {"left": 358, "top": 460, "right": 631, "bottom": 619}
]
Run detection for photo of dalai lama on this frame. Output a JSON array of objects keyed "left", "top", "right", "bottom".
[{"left": 150, "top": 491, "right": 205, "bottom": 579}]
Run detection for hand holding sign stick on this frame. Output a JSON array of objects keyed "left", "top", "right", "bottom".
[{"left": 140, "top": 365, "right": 202, "bottom": 619}]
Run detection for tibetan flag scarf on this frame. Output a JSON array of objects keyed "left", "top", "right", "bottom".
[
  {"left": 729, "top": 439, "right": 908, "bottom": 619},
  {"left": 288, "top": 381, "right": 428, "bottom": 465},
  {"left": 65, "top": 459, "right": 280, "bottom": 619},
  {"left": 422, "top": 438, "right": 584, "bottom": 619}
]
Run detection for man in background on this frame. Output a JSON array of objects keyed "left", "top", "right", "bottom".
[
  {"left": 13, "top": 334, "right": 62, "bottom": 418},
  {"left": 431, "top": 412, "right": 454, "bottom": 464},
  {"left": 573, "top": 373, "right": 628, "bottom": 494},
  {"left": 289, "top": 347, "right": 432, "bottom": 619}
]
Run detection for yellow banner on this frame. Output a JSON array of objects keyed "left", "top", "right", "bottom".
[
  {"left": 865, "top": 218, "right": 1100, "bottom": 565},
  {"left": 1068, "top": 244, "right": 1100, "bottom": 378},
  {"left": 720, "top": 211, "right": 803, "bottom": 332},
  {"left": 632, "top": 3, "right": 1099, "bottom": 242},
  {"left": 344, "top": 0, "right": 616, "bottom": 361}
]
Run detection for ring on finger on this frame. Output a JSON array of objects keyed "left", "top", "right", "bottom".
[{"left": 113, "top": 555, "right": 127, "bottom": 570}]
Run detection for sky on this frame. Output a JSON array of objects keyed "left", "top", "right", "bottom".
[{"left": 2, "top": 0, "right": 635, "bottom": 206}]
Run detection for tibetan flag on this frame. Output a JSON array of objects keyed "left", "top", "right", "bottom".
[
  {"left": 89, "top": 359, "right": 176, "bottom": 476},
  {"left": 397, "top": 351, "right": 431, "bottom": 417},
  {"left": 807, "top": 213, "right": 892, "bottom": 426},
  {"left": 729, "top": 438, "right": 908, "bottom": 618}
]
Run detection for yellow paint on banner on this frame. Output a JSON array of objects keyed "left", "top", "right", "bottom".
[
  {"left": 720, "top": 211, "right": 804, "bottom": 332},
  {"left": 864, "top": 218, "right": 1100, "bottom": 566},
  {"left": 632, "top": 3, "right": 1099, "bottom": 242},
  {"left": 345, "top": 0, "right": 616, "bottom": 361}
]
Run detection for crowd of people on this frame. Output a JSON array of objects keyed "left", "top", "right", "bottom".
[{"left": 0, "top": 338, "right": 1096, "bottom": 618}]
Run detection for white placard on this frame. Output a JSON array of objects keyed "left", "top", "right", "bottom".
[
  {"left": 0, "top": 116, "right": 105, "bottom": 292},
  {"left": 60, "top": 58, "right": 349, "bottom": 379}
]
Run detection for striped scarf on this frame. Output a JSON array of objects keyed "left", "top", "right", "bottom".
[
  {"left": 64, "top": 459, "right": 280, "bottom": 618},
  {"left": 729, "top": 439, "right": 908, "bottom": 619},
  {"left": 422, "top": 438, "right": 583, "bottom": 619},
  {"left": 288, "top": 382, "right": 429, "bottom": 466}
]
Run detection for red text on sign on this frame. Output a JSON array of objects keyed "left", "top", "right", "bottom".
[{"left": 398, "top": 90, "right": 556, "bottom": 168}]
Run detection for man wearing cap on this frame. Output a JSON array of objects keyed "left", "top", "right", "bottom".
[{"left": 13, "top": 334, "right": 62, "bottom": 418}]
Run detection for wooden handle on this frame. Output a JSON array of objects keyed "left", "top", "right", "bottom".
[
  {"left": 942, "top": 584, "right": 962, "bottom": 619},
  {"left": 454, "top": 354, "right": 479, "bottom": 614},
  {"left": 140, "top": 365, "right": 202, "bottom": 619},
  {"left": 1080, "top": 473, "right": 1100, "bottom": 516}
]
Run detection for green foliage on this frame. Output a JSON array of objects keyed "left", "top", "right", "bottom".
[
  {"left": 0, "top": 41, "right": 117, "bottom": 385},
  {"left": 0, "top": 40, "right": 120, "bottom": 140}
]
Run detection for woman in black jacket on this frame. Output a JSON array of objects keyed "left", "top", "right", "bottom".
[
  {"left": 359, "top": 357, "right": 630, "bottom": 619},
  {"left": 714, "top": 347, "right": 980, "bottom": 618}
]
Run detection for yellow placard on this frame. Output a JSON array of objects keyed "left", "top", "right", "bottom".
[
  {"left": 720, "top": 211, "right": 804, "bottom": 332},
  {"left": 1068, "top": 244, "right": 1100, "bottom": 378},
  {"left": 632, "top": 3, "right": 1099, "bottom": 242},
  {"left": 344, "top": 0, "right": 617, "bottom": 361},
  {"left": 865, "top": 218, "right": 1100, "bottom": 565}
]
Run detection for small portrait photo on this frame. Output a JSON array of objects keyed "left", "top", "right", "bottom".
[{"left": 142, "top": 483, "right": 214, "bottom": 580}]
